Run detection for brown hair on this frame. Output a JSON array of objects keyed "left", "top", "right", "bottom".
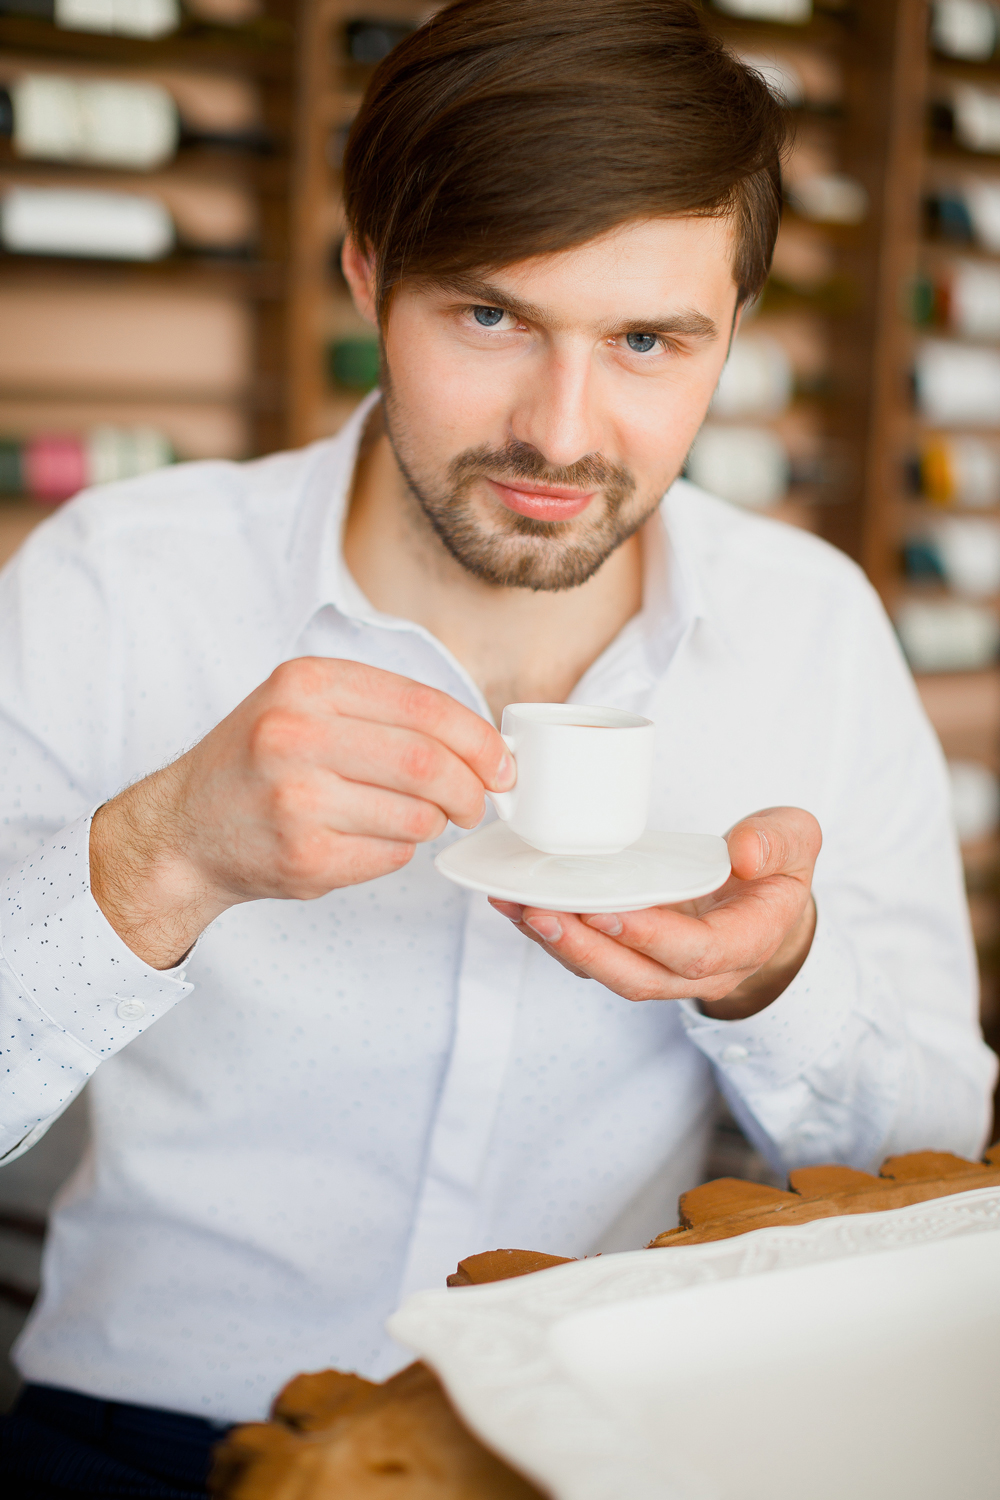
[{"left": 343, "top": 0, "right": 787, "bottom": 316}]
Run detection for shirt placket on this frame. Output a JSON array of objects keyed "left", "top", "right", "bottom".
[{"left": 395, "top": 888, "right": 530, "bottom": 1301}]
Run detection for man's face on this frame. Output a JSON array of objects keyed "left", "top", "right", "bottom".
[{"left": 362, "top": 216, "right": 741, "bottom": 591}]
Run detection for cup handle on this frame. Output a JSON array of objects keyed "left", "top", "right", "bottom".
[{"left": 485, "top": 733, "right": 517, "bottom": 821}]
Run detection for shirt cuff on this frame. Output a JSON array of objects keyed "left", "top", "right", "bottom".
[
  {"left": 1, "top": 809, "right": 194, "bottom": 1059},
  {"left": 677, "top": 900, "right": 863, "bottom": 1093}
]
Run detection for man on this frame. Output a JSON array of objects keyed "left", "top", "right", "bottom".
[{"left": 1, "top": 0, "right": 995, "bottom": 1494}]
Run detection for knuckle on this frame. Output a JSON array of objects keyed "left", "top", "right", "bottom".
[
  {"left": 399, "top": 737, "right": 442, "bottom": 785},
  {"left": 402, "top": 801, "right": 444, "bottom": 841},
  {"left": 273, "top": 834, "right": 326, "bottom": 893},
  {"left": 399, "top": 680, "right": 440, "bottom": 725},
  {"left": 676, "top": 951, "right": 713, "bottom": 983},
  {"left": 268, "top": 777, "right": 315, "bottom": 823},
  {"left": 633, "top": 979, "right": 668, "bottom": 1003},
  {"left": 271, "top": 656, "right": 322, "bottom": 697},
  {"left": 385, "top": 841, "right": 416, "bottom": 871},
  {"left": 250, "top": 707, "right": 309, "bottom": 762}
]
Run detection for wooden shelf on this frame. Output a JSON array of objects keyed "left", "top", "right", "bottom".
[
  {"left": 0, "top": 140, "right": 291, "bottom": 192},
  {"left": 0, "top": 15, "right": 296, "bottom": 77},
  {"left": 0, "top": 251, "right": 286, "bottom": 298},
  {"left": 930, "top": 57, "right": 1000, "bottom": 86}
]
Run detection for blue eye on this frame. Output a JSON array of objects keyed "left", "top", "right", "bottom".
[
  {"left": 626, "top": 332, "right": 657, "bottom": 353},
  {"left": 473, "top": 306, "right": 504, "bottom": 327}
]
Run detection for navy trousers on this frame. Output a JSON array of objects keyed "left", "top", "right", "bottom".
[{"left": 0, "top": 1383, "right": 232, "bottom": 1498}]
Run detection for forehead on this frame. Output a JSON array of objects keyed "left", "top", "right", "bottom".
[{"left": 429, "top": 216, "right": 741, "bottom": 324}]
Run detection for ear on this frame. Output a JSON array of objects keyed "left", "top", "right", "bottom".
[{"left": 341, "top": 234, "right": 379, "bottom": 327}]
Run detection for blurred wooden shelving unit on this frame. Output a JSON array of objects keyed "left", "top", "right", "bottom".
[
  {"left": 282, "top": 0, "right": 432, "bottom": 449},
  {"left": 0, "top": 0, "right": 300, "bottom": 555}
]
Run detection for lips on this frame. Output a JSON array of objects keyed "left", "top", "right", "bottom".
[{"left": 486, "top": 478, "right": 595, "bottom": 523}]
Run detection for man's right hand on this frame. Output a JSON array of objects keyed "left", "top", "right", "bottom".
[{"left": 89, "top": 658, "right": 513, "bottom": 970}]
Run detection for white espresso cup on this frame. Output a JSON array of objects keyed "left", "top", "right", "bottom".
[{"left": 486, "top": 703, "right": 655, "bottom": 856}]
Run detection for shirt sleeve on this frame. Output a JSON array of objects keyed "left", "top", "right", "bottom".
[
  {"left": 0, "top": 505, "right": 194, "bottom": 1165},
  {"left": 1, "top": 810, "right": 194, "bottom": 1163},
  {"left": 680, "top": 581, "right": 998, "bottom": 1175}
]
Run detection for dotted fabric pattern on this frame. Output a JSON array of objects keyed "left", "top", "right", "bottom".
[{"left": 1, "top": 811, "right": 191, "bottom": 1157}]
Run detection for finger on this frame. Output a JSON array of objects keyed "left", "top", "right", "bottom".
[
  {"left": 726, "top": 806, "right": 822, "bottom": 883},
  {"left": 271, "top": 659, "right": 514, "bottom": 792},
  {"left": 256, "top": 829, "right": 417, "bottom": 901},
  {"left": 489, "top": 898, "right": 525, "bottom": 921},
  {"left": 321, "top": 716, "right": 491, "bottom": 829},
  {"left": 263, "top": 768, "right": 450, "bottom": 847},
  {"left": 323, "top": 778, "right": 451, "bottom": 844},
  {"left": 581, "top": 886, "right": 791, "bottom": 981},
  {"left": 519, "top": 908, "right": 748, "bottom": 1001},
  {"left": 499, "top": 911, "right": 594, "bottom": 980}
]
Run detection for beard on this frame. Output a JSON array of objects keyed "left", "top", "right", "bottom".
[{"left": 381, "top": 375, "right": 658, "bottom": 593}]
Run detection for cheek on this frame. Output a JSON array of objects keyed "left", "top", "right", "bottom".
[
  {"left": 384, "top": 319, "right": 513, "bottom": 450},
  {"left": 612, "top": 365, "right": 722, "bottom": 483}
]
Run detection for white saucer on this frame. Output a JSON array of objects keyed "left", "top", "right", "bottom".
[{"left": 434, "top": 822, "right": 731, "bottom": 913}]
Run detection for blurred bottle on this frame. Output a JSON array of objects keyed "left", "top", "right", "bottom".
[
  {"left": 733, "top": 52, "right": 804, "bottom": 108},
  {"left": 713, "top": 0, "right": 811, "bottom": 21},
  {"left": 933, "top": 84, "right": 1000, "bottom": 155},
  {"left": 919, "top": 434, "right": 1000, "bottom": 507},
  {"left": 786, "top": 173, "right": 868, "bottom": 225},
  {"left": 931, "top": 1, "right": 999, "bottom": 61},
  {"left": 925, "top": 181, "right": 1000, "bottom": 253},
  {"left": 895, "top": 597, "right": 1000, "bottom": 672},
  {"left": 344, "top": 17, "right": 415, "bottom": 65},
  {"left": 0, "top": 426, "right": 174, "bottom": 503},
  {"left": 915, "top": 339, "right": 1000, "bottom": 426},
  {"left": 0, "top": 184, "right": 174, "bottom": 259},
  {"left": 711, "top": 334, "right": 794, "bottom": 419},
  {"left": 327, "top": 337, "right": 380, "bottom": 391},
  {"left": 0, "top": 71, "right": 272, "bottom": 161},
  {"left": 907, "top": 516, "right": 1000, "bottom": 596},
  {"left": 0, "top": 75, "right": 179, "bottom": 170},
  {"left": 685, "top": 426, "right": 790, "bottom": 510},
  {"left": 913, "top": 259, "right": 1000, "bottom": 340},
  {"left": 0, "top": 0, "right": 180, "bottom": 38},
  {"left": 948, "top": 758, "right": 1000, "bottom": 844}
]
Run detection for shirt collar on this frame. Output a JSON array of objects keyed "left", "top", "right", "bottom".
[{"left": 283, "top": 393, "right": 709, "bottom": 679}]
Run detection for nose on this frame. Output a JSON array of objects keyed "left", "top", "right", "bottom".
[{"left": 508, "top": 342, "right": 601, "bottom": 473}]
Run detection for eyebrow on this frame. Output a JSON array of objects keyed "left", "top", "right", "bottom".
[{"left": 432, "top": 274, "right": 720, "bottom": 342}]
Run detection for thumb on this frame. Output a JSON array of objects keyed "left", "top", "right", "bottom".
[{"left": 726, "top": 807, "right": 822, "bottom": 883}]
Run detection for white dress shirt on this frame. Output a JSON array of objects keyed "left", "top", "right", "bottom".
[{"left": 0, "top": 395, "right": 995, "bottom": 1421}]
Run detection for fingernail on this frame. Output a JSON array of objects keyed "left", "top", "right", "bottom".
[
  {"left": 489, "top": 899, "right": 524, "bottom": 922},
  {"left": 526, "top": 914, "right": 563, "bottom": 943},
  {"left": 493, "top": 753, "right": 516, "bottom": 791},
  {"left": 757, "top": 830, "right": 770, "bottom": 873},
  {"left": 584, "top": 913, "right": 622, "bottom": 936}
]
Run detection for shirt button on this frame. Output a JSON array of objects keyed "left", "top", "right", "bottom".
[
  {"left": 117, "top": 999, "right": 146, "bottom": 1021},
  {"left": 721, "top": 1044, "right": 749, "bottom": 1065}
]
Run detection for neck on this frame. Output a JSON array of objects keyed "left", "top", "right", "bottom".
[{"left": 343, "top": 410, "right": 645, "bottom": 723}]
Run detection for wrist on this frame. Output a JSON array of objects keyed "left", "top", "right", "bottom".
[{"left": 89, "top": 769, "right": 230, "bottom": 970}]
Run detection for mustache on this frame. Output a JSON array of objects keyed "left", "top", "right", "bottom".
[{"left": 448, "top": 441, "right": 636, "bottom": 503}]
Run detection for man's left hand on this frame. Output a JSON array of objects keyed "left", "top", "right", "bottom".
[{"left": 489, "top": 807, "right": 821, "bottom": 1020}]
